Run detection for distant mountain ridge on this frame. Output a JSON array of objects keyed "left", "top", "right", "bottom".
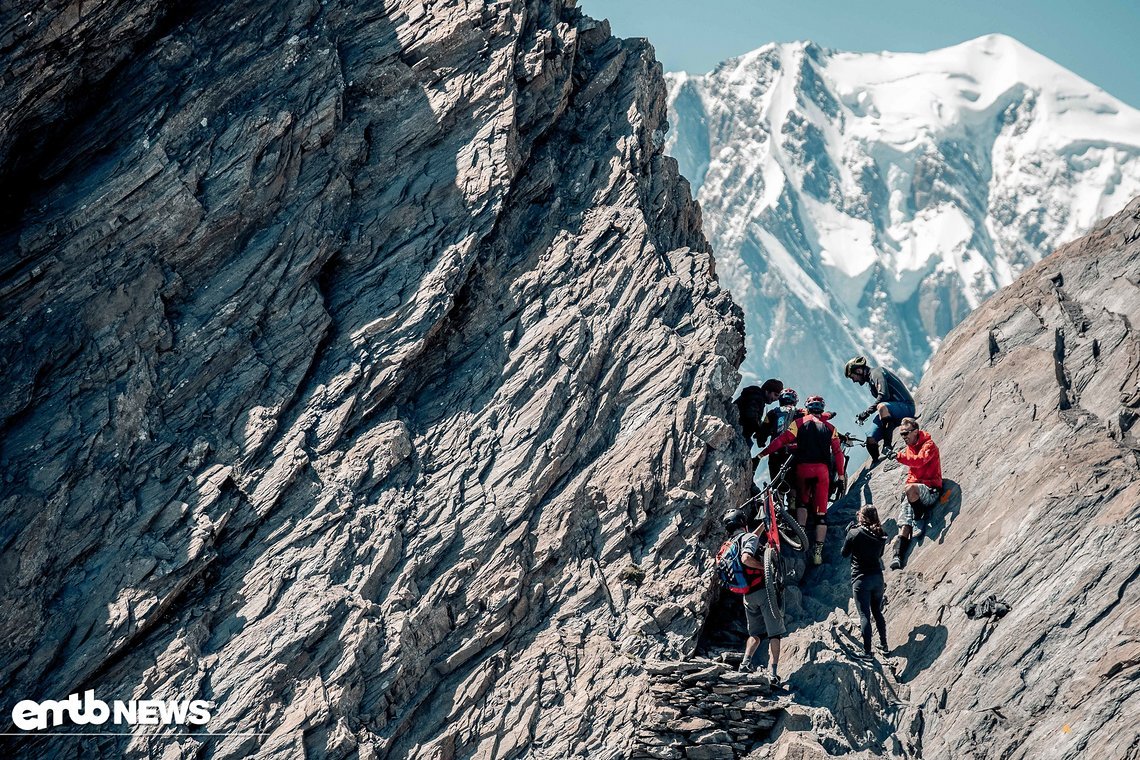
[{"left": 666, "top": 34, "right": 1140, "bottom": 422}]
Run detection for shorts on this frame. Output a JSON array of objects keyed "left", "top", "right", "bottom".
[
  {"left": 898, "top": 484, "right": 939, "bottom": 527},
  {"left": 795, "top": 462, "right": 831, "bottom": 516},
  {"left": 869, "top": 401, "right": 916, "bottom": 441},
  {"left": 744, "top": 587, "right": 786, "bottom": 638}
]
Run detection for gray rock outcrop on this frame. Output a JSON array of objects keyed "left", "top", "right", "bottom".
[{"left": 0, "top": 1, "right": 747, "bottom": 757}]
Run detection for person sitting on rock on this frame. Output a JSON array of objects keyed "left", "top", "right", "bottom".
[
  {"left": 842, "top": 505, "right": 889, "bottom": 656},
  {"left": 889, "top": 418, "right": 943, "bottom": 569},
  {"left": 722, "top": 509, "right": 786, "bottom": 683},
  {"left": 844, "top": 356, "right": 916, "bottom": 464},
  {"left": 758, "top": 395, "right": 846, "bottom": 565},
  {"left": 735, "top": 379, "right": 783, "bottom": 465}
]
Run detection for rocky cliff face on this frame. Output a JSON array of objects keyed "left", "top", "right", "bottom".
[
  {"left": 0, "top": 1, "right": 748, "bottom": 757},
  {"left": 758, "top": 197, "right": 1140, "bottom": 759}
]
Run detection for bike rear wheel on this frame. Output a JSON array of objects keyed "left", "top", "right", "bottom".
[{"left": 763, "top": 544, "right": 785, "bottom": 619}]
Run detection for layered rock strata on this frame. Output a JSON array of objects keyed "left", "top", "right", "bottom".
[{"left": 0, "top": 1, "right": 747, "bottom": 757}]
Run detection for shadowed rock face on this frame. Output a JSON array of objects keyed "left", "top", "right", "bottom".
[
  {"left": 0, "top": 1, "right": 747, "bottom": 757},
  {"left": 766, "top": 197, "right": 1140, "bottom": 759}
]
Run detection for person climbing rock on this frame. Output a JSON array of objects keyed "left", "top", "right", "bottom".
[
  {"left": 843, "top": 356, "right": 916, "bottom": 464},
  {"left": 721, "top": 510, "right": 785, "bottom": 683},
  {"left": 757, "top": 388, "right": 799, "bottom": 485},
  {"left": 735, "top": 379, "right": 784, "bottom": 460},
  {"left": 842, "top": 506, "right": 888, "bottom": 656},
  {"left": 889, "top": 418, "right": 943, "bottom": 569},
  {"left": 758, "top": 395, "right": 846, "bottom": 565}
]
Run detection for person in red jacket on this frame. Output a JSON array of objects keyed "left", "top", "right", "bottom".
[
  {"left": 889, "top": 417, "right": 943, "bottom": 569},
  {"left": 759, "top": 395, "right": 846, "bottom": 565}
]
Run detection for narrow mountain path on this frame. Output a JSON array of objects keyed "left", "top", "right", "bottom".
[{"left": 688, "top": 458, "right": 929, "bottom": 759}]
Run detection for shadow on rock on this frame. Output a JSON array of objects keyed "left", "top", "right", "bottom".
[
  {"left": 785, "top": 637, "right": 900, "bottom": 755},
  {"left": 894, "top": 623, "right": 948, "bottom": 683},
  {"left": 926, "top": 478, "right": 962, "bottom": 545}
]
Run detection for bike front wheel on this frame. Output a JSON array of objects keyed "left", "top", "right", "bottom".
[{"left": 777, "top": 510, "right": 808, "bottom": 553}]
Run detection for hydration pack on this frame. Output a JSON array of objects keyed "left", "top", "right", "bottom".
[
  {"left": 715, "top": 534, "right": 763, "bottom": 594},
  {"left": 772, "top": 405, "right": 796, "bottom": 436}
]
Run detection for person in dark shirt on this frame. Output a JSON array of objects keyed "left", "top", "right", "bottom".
[
  {"left": 735, "top": 379, "right": 783, "bottom": 465},
  {"left": 844, "top": 356, "right": 916, "bottom": 464},
  {"left": 841, "top": 505, "right": 888, "bottom": 656},
  {"left": 756, "top": 387, "right": 800, "bottom": 485}
]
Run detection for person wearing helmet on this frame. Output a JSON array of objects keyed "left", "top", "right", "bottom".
[
  {"left": 758, "top": 395, "right": 846, "bottom": 565},
  {"left": 721, "top": 510, "right": 786, "bottom": 682},
  {"left": 843, "top": 356, "right": 916, "bottom": 464},
  {"left": 735, "top": 379, "right": 784, "bottom": 464},
  {"left": 756, "top": 388, "right": 800, "bottom": 485}
]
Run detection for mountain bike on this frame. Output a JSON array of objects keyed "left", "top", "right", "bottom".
[{"left": 738, "top": 458, "right": 809, "bottom": 619}]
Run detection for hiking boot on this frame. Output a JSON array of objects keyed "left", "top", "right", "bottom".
[
  {"left": 738, "top": 659, "right": 756, "bottom": 674},
  {"left": 876, "top": 640, "right": 889, "bottom": 654},
  {"left": 913, "top": 521, "right": 926, "bottom": 540},
  {"left": 768, "top": 668, "right": 781, "bottom": 687},
  {"left": 889, "top": 554, "right": 902, "bottom": 570},
  {"left": 812, "top": 543, "right": 824, "bottom": 565}
]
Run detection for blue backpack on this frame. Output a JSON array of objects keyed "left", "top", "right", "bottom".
[{"left": 715, "top": 534, "right": 763, "bottom": 594}]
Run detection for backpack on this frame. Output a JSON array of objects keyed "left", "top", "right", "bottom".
[{"left": 715, "top": 533, "right": 763, "bottom": 594}]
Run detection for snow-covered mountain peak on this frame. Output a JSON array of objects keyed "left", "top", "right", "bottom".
[{"left": 666, "top": 35, "right": 1140, "bottom": 428}]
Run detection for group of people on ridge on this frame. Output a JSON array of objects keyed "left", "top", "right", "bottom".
[{"left": 722, "top": 356, "right": 944, "bottom": 679}]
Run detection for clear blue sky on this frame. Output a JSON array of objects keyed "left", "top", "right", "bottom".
[{"left": 577, "top": 0, "right": 1140, "bottom": 109}]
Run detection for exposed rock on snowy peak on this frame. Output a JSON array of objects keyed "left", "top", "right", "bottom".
[
  {"left": 0, "top": 1, "right": 747, "bottom": 757},
  {"left": 765, "top": 197, "right": 1140, "bottom": 759},
  {"left": 667, "top": 34, "right": 1140, "bottom": 423}
]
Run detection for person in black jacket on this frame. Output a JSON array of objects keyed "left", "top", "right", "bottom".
[
  {"left": 841, "top": 505, "right": 888, "bottom": 655},
  {"left": 735, "top": 379, "right": 783, "bottom": 464}
]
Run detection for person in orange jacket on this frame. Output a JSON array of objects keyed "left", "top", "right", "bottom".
[
  {"left": 759, "top": 395, "right": 846, "bottom": 565},
  {"left": 889, "top": 417, "right": 943, "bottom": 569}
]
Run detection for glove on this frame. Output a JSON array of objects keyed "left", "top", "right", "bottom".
[
  {"left": 855, "top": 410, "right": 871, "bottom": 425},
  {"left": 836, "top": 477, "right": 847, "bottom": 496}
]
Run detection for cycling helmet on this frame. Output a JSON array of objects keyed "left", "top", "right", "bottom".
[
  {"left": 778, "top": 388, "right": 798, "bottom": 407},
  {"left": 844, "top": 356, "right": 868, "bottom": 378},
  {"left": 722, "top": 509, "right": 747, "bottom": 530},
  {"left": 805, "top": 395, "right": 826, "bottom": 414}
]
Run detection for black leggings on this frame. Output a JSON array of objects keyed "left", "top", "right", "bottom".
[{"left": 853, "top": 574, "right": 887, "bottom": 652}]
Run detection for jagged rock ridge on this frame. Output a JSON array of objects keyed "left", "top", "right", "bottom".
[{"left": 0, "top": 1, "right": 749, "bottom": 757}]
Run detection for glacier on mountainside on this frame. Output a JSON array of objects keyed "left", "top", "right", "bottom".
[{"left": 666, "top": 33, "right": 1140, "bottom": 428}]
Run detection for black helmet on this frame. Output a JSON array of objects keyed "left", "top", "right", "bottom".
[
  {"left": 778, "top": 388, "right": 798, "bottom": 407},
  {"left": 844, "top": 356, "right": 868, "bottom": 378},
  {"left": 722, "top": 509, "right": 747, "bottom": 530}
]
